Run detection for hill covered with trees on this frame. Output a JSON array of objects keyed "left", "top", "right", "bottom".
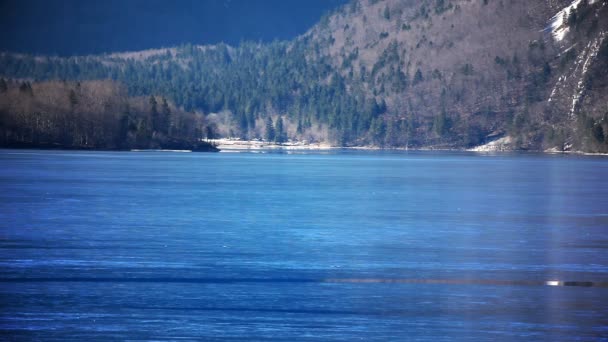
[
  {"left": 1, "top": 0, "right": 607, "bottom": 152},
  {"left": 0, "top": 79, "right": 218, "bottom": 151}
]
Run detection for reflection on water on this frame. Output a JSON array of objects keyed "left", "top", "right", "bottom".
[{"left": 1, "top": 149, "right": 607, "bottom": 340}]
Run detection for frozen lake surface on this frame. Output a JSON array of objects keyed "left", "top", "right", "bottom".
[{"left": 1, "top": 149, "right": 607, "bottom": 340}]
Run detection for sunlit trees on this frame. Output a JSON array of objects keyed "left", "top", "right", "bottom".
[{"left": 0, "top": 80, "right": 216, "bottom": 151}]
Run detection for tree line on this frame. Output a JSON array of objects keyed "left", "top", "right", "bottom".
[{"left": 0, "top": 78, "right": 217, "bottom": 151}]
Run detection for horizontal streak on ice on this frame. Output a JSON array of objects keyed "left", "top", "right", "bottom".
[{"left": 1, "top": 277, "right": 606, "bottom": 288}]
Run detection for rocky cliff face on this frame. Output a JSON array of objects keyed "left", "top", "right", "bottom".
[
  {"left": 302, "top": 0, "right": 608, "bottom": 151},
  {"left": 542, "top": 0, "right": 608, "bottom": 152}
]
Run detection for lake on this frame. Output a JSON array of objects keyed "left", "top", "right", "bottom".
[{"left": 1, "top": 149, "right": 607, "bottom": 340}]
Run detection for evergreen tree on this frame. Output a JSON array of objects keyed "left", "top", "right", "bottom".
[
  {"left": 413, "top": 69, "right": 423, "bottom": 85},
  {"left": 0, "top": 78, "right": 7, "bottom": 93},
  {"left": 385, "top": 119, "right": 396, "bottom": 146},
  {"left": 592, "top": 123, "right": 605, "bottom": 143},
  {"left": 265, "top": 117, "right": 275, "bottom": 142},
  {"left": 434, "top": 110, "right": 447, "bottom": 137},
  {"left": 370, "top": 117, "right": 386, "bottom": 145},
  {"left": 275, "top": 116, "right": 286, "bottom": 143},
  {"left": 237, "top": 111, "right": 249, "bottom": 137},
  {"left": 150, "top": 95, "right": 158, "bottom": 115},
  {"left": 378, "top": 99, "right": 387, "bottom": 114},
  {"left": 160, "top": 97, "right": 171, "bottom": 135},
  {"left": 383, "top": 6, "right": 390, "bottom": 20},
  {"left": 117, "top": 104, "right": 132, "bottom": 148},
  {"left": 149, "top": 95, "right": 160, "bottom": 133},
  {"left": 19, "top": 82, "right": 33, "bottom": 96},
  {"left": 205, "top": 125, "right": 215, "bottom": 140},
  {"left": 69, "top": 89, "right": 78, "bottom": 107}
]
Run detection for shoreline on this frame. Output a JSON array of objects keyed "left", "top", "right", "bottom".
[
  {"left": 207, "top": 138, "right": 334, "bottom": 151},
  {"left": 207, "top": 138, "right": 608, "bottom": 156},
  {"left": 2, "top": 140, "right": 606, "bottom": 156}
]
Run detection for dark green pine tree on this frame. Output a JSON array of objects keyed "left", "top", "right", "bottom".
[
  {"left": 0, "top": 78, "right": 7, "bottom": 93},
  {"left": 149, "top": 95, "right": 159, "bottom": 132},
  {"left": 275, "top": 116, "right": 286, "bottom": 143},
  {"left": 385, "top": 119, "right": 396, "bottom": 146},
  {"left": 205, "top": 125, "right": 215, "bottom": 140},
  {"left": 383, "top": 6, "right": 390, "bottom": 20},
  {"left": 19, "top": 82, "right": 33, "bottom": 96},
  {"left": 117, "top": 104, "right": 132, "bottom": 148},
  {"left": 434, "top": 110, "right": 447, "bottom": 137},
  {"left": 149, "top": 95, "right": 158, "bottom": 113},
  {"left": 160, "top": 97, "right": 171, "bottom": 135},
  {"left": 237, "top": 112, "right": 249, "bottom": 138},
  {"left": 69, "top": 89, "right": 78, "bottom": 108},
  {"left": 592, "top": 123, "right": 605, "bottom": 143},
  {"left": 413, "top": 69, "right": 423, "bottom": 85},
  {"left": 265, "top": 117, "right": 275, "bottom": 142}
]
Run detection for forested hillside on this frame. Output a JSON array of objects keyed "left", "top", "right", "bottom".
[
  {"left": 0, "top": 80, "right": 218, "bottom": 151},
  {"left": 1, "top": 0, "right": 607, "bottom": 152}
]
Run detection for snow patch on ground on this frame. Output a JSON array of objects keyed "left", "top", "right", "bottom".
[
  {"left": 468, "top": 136, "right": 513, "bottom": 152},
  {"left": 569, "top": 32, "right": 606, "bottom": 119},
  {"left": 208, "top": 138, "right": 333, "bottom": 151},
  {"left": 547, "top": 0, "right": 582, "bottom": 42},
  {"left": 544, "top": 147, "right": 564, "bottom": 153}
]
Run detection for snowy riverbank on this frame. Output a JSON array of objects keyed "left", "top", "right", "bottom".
[
  {"left": 208, "top": 138, "right": 333, "bottom": 151},
  {"left": 206, "top": 137, "right": 607, "bottom": 156}
]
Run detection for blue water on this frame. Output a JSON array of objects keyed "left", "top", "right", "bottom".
[{"left": 1, "top": 149, "right": 607, "bottom": 340}]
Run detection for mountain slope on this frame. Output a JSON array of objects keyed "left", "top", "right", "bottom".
[
  {"left": 303, "top": 0, "right": 608, "bottom": 151},
  {"left": 1, "top": 0, "right": 607, "bottom": 152}
]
